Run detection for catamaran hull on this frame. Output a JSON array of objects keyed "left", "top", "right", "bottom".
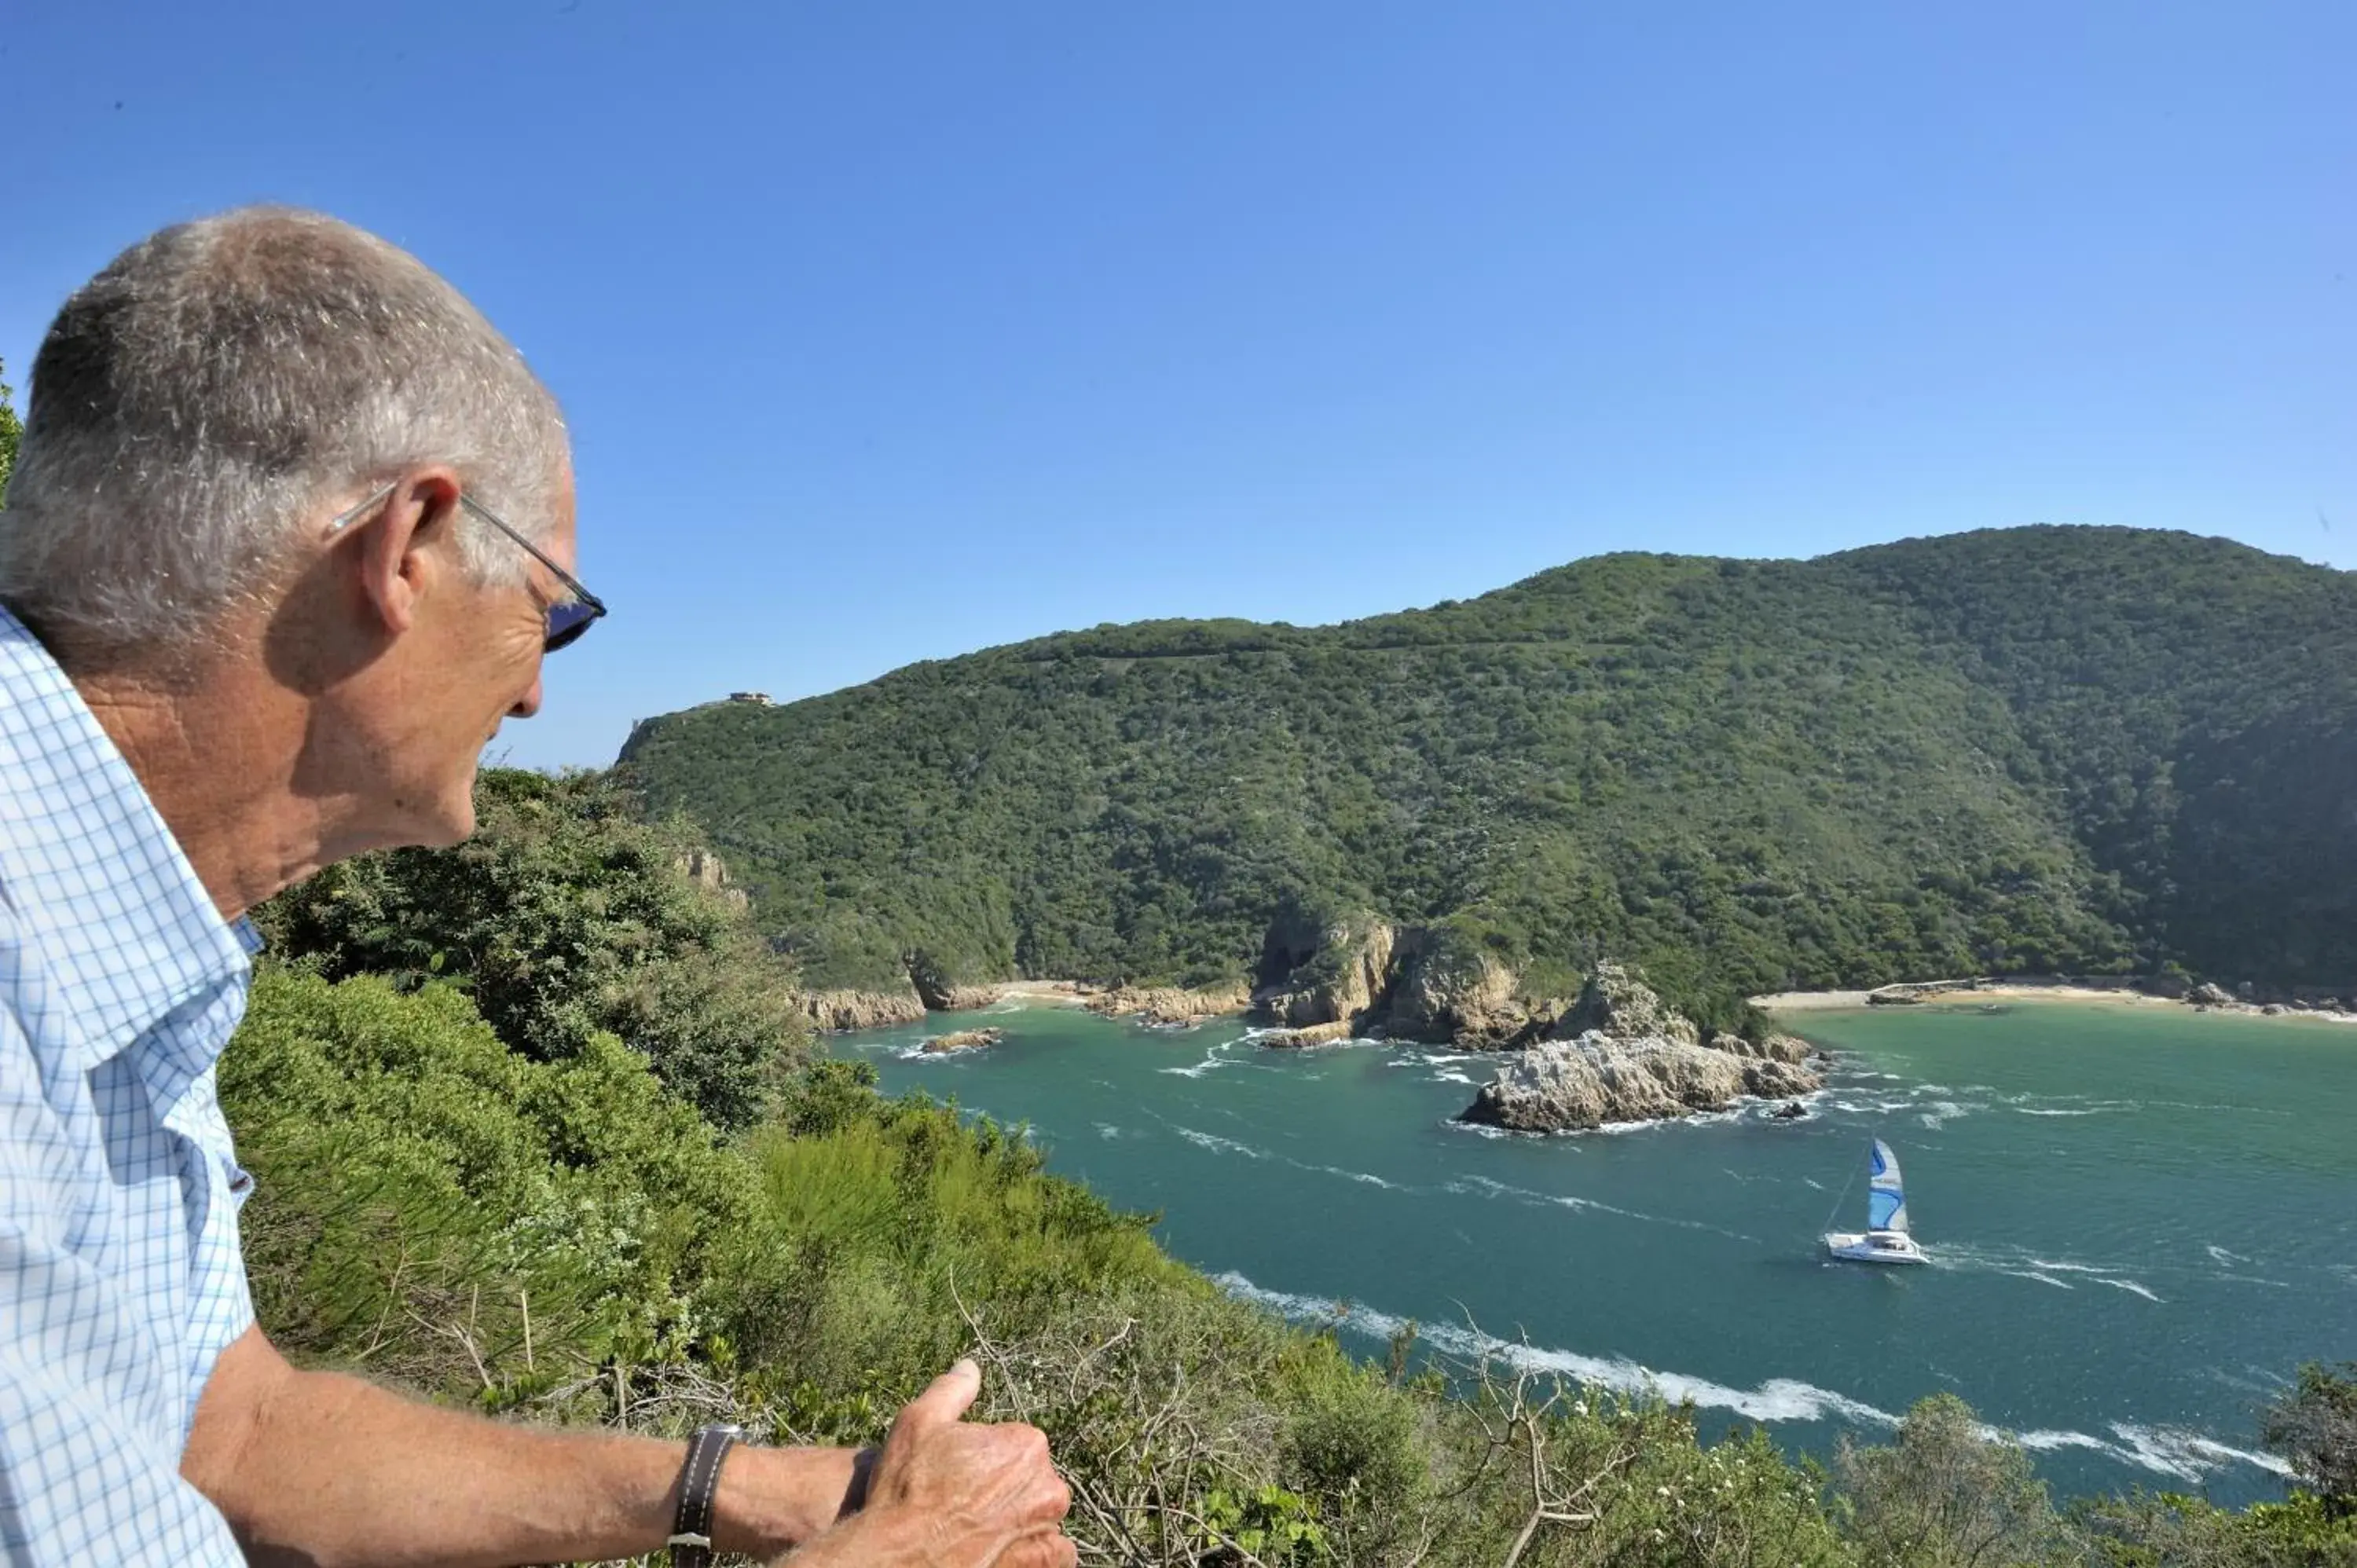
[{"left": 1824, "top": 1231, "right": 1928, "bottom": 1265}]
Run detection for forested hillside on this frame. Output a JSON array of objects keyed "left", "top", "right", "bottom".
[{"left": 618, "top": 527, "right": 2357, "bottom": 1016}]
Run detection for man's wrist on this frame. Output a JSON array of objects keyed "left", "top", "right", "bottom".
[{"left": 710, "top": 1444, "right": 869, "bottom": 1556}]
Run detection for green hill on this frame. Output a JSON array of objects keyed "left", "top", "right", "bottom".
[{"left": 617, "top": 526, "right": 2357, "bottom": 1025}]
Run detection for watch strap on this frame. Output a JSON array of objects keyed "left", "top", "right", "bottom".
[{"left": 667, "top": 1423, "right": 742, "bottom": 1568}]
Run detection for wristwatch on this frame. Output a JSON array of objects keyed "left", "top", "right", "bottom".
[{"left": 667, "top": 1423, "right": 742, "bottom": 1568}]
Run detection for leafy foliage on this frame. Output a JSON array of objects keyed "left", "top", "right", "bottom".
[
  {"left": 2264, "top": 1365, "right": 2357, "bottom": 1517},
  {"left": 0, "top": 356, "right": 20, "bottom": 506},
  {"left": 1834, "top": 1394, "right": 2074, "bottom": 1567},
  {"left": 255, "top": 768, "right": 811, "bottom": 1129},
  {"left": 619, "top": 527, "right": 2357, "bottom": 1013},
  {"left": 223, "top": 968, "right": 746, "bottom": 1399}
]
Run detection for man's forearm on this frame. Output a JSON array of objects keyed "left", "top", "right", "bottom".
[{"left": 185, "top": 1328, "right": 857, "bottom": 1567}]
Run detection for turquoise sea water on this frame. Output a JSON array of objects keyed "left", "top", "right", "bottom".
[{"left": 845, "top": 1000, "right": 2357, "bottom": 1505}]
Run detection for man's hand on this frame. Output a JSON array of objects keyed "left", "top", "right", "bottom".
[{"left": 786, "top": 1360, "right": 1074, "bottom": 1568}]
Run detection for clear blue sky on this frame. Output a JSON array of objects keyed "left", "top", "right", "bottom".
[{"left": 5, "top": 3, "right": 2352, "bottom": 771}]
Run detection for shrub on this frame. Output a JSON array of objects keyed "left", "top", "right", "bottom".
[
  {"left": 255, "top": 769, "right": 811, "bottom": 1128},
  {"left": 2266, "top": 1365, "right": 2357, "bottom": 1518},
  {"left": 1832, "top": 1394, "right": 2073, "bottom": 1568}
]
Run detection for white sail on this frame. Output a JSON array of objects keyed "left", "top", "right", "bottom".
[{"left": 1867, "top": 1137, "right": 1909, "bottom": 1234}]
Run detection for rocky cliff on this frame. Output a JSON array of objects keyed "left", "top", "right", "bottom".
[
  {"left": 797, "top": 986, "right": 929, "bottom": 1032},
  {"left": 1259, "top": 917, "right": 1402, "bottom": 1027},
  {"left": 1083, "top": 980, "right": 1254, "bottom": 1025},
  {"left": 1251, "top": 916, "right": 1555, "bottom": 1046}
]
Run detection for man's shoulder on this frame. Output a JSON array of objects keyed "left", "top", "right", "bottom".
[{"left": 0, "top": 606, "right": 251, "bottom": 1061}]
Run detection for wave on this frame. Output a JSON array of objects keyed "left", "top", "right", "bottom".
[
  {"left": 1596, "top": 1107, "right": 1744, "bottom": 1135},
  {"left": 1449, "top": 1120, "right": 1515, "bottom": 1140},
  {"left": 1212, "top": 1272, "right": 1900, "bottom": 1427},
  {"left": 1213, "top": 1273, "right": 2281, "bottom": 1484},
  {"left": 2017, "top": 1425, "right": 2293, "bottom": 1484},
  {"left": 2000, "top": 1270, "right": 2075, "bottom": 1290},
  {"left": 1442, "top": 1174, "right": 1739, "bottom": 1236},
  {"left": 1315, "top": 1164, "right": 1405, "bottom": 1190},
  {"left": 1171, "top": 1126, "right": 1269, "bottom": 1160},
  {"left": 1164, "top": 1121, "right": 1406, "bottom": 1190},
  {"left": 1932, "top": 1247, "right": 2165, "bottom": 1302},
  {"left": 1160, "top": 1039, "right": 1248, "bottom": 1078}
]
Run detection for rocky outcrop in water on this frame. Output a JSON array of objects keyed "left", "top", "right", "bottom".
[
  {"left": 1457, "top": 1032, "right": 1824, "bottom": 1133},
  {"left": 1260, "top": 1020, "right": 1358, "bottom": 1049},
  {"left": 923, "top": 1027, "right": 1004, "bottom": 1053},
  {"left": 1456, "top": 965, "right": 1824, "bottom": 1131}
]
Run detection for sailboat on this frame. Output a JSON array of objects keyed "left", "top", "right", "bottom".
[{"left": 1824, "top": 1138, "right": 1928, "bottom": 1264}]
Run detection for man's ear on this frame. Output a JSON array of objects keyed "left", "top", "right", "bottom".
[{"left": 350, "top": 467, "right": 464, "bottom": 638}]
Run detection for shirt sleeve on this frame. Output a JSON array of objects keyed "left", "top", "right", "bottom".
[
  {"left": 0, "top": 967, "right": 246, "bottom": 1564},
  {"left": 170, "top": 1057, "right": 259, "bottom": 1417}
]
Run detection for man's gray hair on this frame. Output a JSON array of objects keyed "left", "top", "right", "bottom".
[{"left": 0, "top": 207, "right": 568, "bottom": 668}]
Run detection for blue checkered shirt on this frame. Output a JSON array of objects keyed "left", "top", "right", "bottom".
[{"left": 0, "top": 604, "right": 259, "bottom": 1564}]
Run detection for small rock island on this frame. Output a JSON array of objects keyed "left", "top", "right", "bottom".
[
  {"left": 922, "top": 1027, "right": 1006, "bottom": 1054},
  {"left": 1457, "top": 964, "right": 1825, "bottom": 1133}
]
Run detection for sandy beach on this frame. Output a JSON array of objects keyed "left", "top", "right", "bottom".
[
  {"left": 1753, "top": 980, "right": 2357, "bottom": 1024},
  {"left": 988, "top": 979, "right": 1089, "bottom": 1007}
]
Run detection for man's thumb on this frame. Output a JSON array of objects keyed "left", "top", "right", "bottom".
[{"left": 894, "top": 1357, "right": 982, "bottom": 1437}]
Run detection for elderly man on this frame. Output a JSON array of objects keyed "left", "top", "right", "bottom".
[{"left": 0, "top": 210, "right": 1072, "bottom": 1566}]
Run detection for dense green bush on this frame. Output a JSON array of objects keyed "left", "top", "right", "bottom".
[
  {"left": 255, "top": 768, "right": 811, "bottom": 1129},
  {"left": 0, "top": 357, "right": 20, "bottom": 505},
  {"left": 223, "top": 968, "right": 746, "bottom": 1400},
  {"left": 1833, "top": 1394, "right": 2074, "bottom": 1568},
  {"left": 2264, "top": 1365, "right": 2357, "bottom": 1518}
]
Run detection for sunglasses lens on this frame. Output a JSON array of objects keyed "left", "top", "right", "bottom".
[{"left": 544, "top": 601, "right": 599, "bottom": 652}]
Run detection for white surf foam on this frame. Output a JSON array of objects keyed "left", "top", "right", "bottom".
[
  {"left": 1314, "top": 1164, "right": 1404, "bottom": 1189},
  {"left": 1159, "top": 1040, "right": 1246, "bottom": 1078},
  {"left": 1448, "top": 1120, "right": 1515, "bottom": 1140},
  {"left": 1171, "top": 1126, "right": 1268, "bottom": 1160},
  {"left": 1213, "top": 1272, "right": 1900, "bottom": 1427},
  {"left": 2000, "top": 1270, "right": 2076, "bottom": 1290},
  {"left": 1214, "top": 1273, "right": 2282, "bottom": 1484}
]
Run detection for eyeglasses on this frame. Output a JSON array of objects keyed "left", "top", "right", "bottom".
[{"left": 327, "top": 481, "right": 608, "bottom": 652}]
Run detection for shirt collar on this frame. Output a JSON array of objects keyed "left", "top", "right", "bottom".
[{"left": 0, "top": 605, "right": 253, "bottom": 1075}]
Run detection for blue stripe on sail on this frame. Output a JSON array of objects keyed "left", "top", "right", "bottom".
[{"left": 1869, "top": 1188, "right": 1905, "bottom": 1230}]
